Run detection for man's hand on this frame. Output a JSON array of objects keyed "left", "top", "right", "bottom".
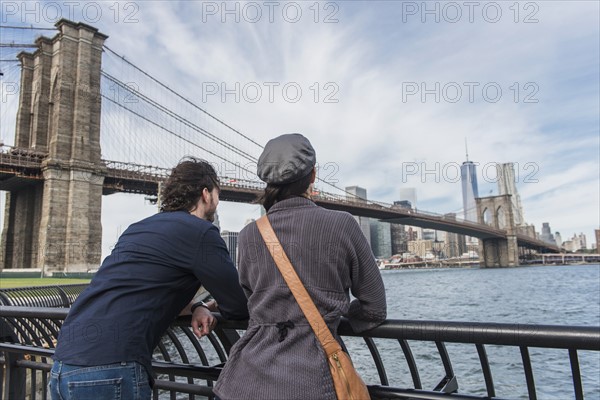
[{"left": 191, "top": 304, "right": 217, "bottom": 338}]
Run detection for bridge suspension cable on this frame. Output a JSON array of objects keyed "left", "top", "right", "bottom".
[
  {"left": 0, "top": 25, "right": 56, "bottom": 30},
  {"left": 100, "top": 93, "right": 258, "bottom": 179},
  {"left": 103, "top": 45, "right": 264, "bottom": 149},
  {"left": 101, "top": 71, "right": 258, "bottom": 164}
]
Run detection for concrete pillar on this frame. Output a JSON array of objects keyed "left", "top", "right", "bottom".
[{"left": 1, "top": 20, "right": 108, "bottom": 273}]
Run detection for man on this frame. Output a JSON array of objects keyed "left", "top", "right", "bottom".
[{"left": 50, "top": 157, "right": 248, "bottom": 400}]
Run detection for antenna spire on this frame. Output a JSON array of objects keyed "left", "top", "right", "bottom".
[{"left": 465, "top": 138, "right": 469, "bottom": 162}]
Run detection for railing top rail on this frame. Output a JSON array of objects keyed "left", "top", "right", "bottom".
[{"left": 2, "top": 306, "right": 598, "bottom": 351}]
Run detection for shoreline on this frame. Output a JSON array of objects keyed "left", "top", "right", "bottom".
[{"left": 379, "top": 260, "right": 600, "bottom": 270}]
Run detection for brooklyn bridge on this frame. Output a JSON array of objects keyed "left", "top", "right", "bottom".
[{"left": 0, "top": 20, "right": 559, "bottom": 273}]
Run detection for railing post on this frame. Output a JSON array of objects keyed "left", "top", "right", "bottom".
[
  {"left": 0, "top": 319, "right": 26, "bottom": 400},
  {"left": 55, "top": 286, "right": 72, "bottom": 308}
]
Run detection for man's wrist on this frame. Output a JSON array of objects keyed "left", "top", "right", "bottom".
[{"left": 191, "top": 301, "right": 210, "bottom": 314}]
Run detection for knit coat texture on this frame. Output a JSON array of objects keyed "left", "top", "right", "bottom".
[{"left": 214, "top": 197, "right": 387, "bottom": 400}]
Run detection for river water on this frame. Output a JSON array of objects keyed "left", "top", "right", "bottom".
[{"left": 346, "top": 263, "right": 600, "bottom": 399}]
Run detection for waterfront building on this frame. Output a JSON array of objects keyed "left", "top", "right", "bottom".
[
  {"left": 595, "top": 229, "right": 600, "bottom": 251},
  {"left": 443, "top": 213, "right": 467, "bottom": 258},
  {"left": 540, "top": 223, "right": 555, "bottom": 245},
  {"left": 407, "top": 227, "right": 418, "bottom": 241},
  {"left": 577, "top": 233, "right": 587, "bottom": 250},
  {"left": 555, "top": 232, "right": 563, "bottom": 248},
  {"left": 497, "top": 163, "right": 525, "bottom": 226},
  {"left": 390, "top": 201, "right": 411, "bottom": 255},
  {"left": 370, "top": 220, "right": 392, "bottom": 259},
  {"left": 408, "top": 239, "right": 434, "bottom": 259},
  {"left": 422, "top": 229, "right": 436, "bottom": 241},
  {"left": 345, "top": 186, "right": 371, "bottom": 246},
  {"left": 398, "top": 189, "right": 423, "bottom": 240},
  {"left": 563, "top": 233, "right": 588, "bottom": 252},
  {"left": 563, "top": 240, "right": 576, "bottom": 253},
  {"left": 220, "top": 231, "right": 239, "bottom": 267}
]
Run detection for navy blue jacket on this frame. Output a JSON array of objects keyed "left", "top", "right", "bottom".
[{"left": 54, "top": 211, "right": 249, "bottom": 378}]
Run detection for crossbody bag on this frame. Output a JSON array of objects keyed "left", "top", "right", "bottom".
[{"left": 256, "top": 216, "right": 370, "bottom": 400}]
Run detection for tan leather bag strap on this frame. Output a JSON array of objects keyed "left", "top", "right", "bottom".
[{"left": 256, "top": 216, "right": 342, "bottom": 356}]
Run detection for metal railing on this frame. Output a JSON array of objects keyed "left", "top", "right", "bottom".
[
  {"left": 0, "top": 284, "right": 88, "bottom": 308},
  {"left": 1, "top": 296, "right": 599, "bottom": 399}
]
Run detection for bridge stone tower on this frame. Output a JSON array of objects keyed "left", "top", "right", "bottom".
[
  {"left": 1, "top": 20, "right": 108, "bottom": 274},
  {"left": 475, "top": 195, "right": 519, "bottom": 267}
]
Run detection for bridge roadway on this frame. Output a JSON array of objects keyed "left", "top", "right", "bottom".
[{"left": 0, "top": 149, "right": 559, "bottom": 252}]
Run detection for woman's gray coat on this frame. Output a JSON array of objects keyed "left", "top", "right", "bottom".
[{"left": 214, "top": 197, "right": 387, "bottom": 400}]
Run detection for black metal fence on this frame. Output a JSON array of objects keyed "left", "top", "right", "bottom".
[
  {"left": 1, "top": 285, "right": 599, "bottom": 399},
  {"left": 0, "top": 284, "right": 89, "bottom": 308}
]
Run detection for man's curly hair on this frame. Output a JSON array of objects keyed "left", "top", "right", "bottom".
[{"left": 160, "top": 157, "right": 220, "bottom": 212}]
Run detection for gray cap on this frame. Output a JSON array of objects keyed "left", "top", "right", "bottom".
[{"left": 257, "top": 133, "right": 316, "bottom": 184}]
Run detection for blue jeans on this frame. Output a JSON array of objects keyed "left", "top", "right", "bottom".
[{"left": 49, "top": 361, "right": 152, "bottom": 400}]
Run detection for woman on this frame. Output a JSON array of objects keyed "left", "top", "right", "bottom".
[{"left": 214, "top": 134, "right": 387, "bottom": 400}]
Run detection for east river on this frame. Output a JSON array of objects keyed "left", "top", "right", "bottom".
[{"left": 347, "top": 263, "right": 600, "bottom": 399}]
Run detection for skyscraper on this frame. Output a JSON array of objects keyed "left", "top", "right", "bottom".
[
  {"left": 555, "top": 232, "right": 563, "bottom": 248},
  {"left": 370, "top": 220, "right": 392, "bottom": 259},
  {"left": 460, "top": 149, "right": 479, "bottom": 222},
  {"left": 595, "top": 230, "right": 600, "bottom": 251},
  {"left": 345, "top": 186, "right": 371, "bottom": 245},
  {"left": 540, "top": 222, "right": 555, "bottom": 245},
  {"left": 497, "top": 163, "right": 525, "bottom": 225},
  {"left": 220, "top": 231, "right": 239, "bottom": 267},
  {"left": 398, "top": 189, "right": 421, "bottom": 239},
  {"left": 398, "top": 188, "right": 417, "bottom": 209},
  {"left": 390, "top": 201, "right": 411, "bottom": 255},
  {"left": 461, "top": 146, "right": 480, "bottom": 247}
]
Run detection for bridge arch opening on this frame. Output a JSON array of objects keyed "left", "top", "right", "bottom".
[
  {"left": 483, "top": 207, "right": 492, "bottom": 226},
  {"left": 497, "top": 206, "right": 506, "bottom": 229}
]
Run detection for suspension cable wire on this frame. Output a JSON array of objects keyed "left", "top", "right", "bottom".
[
  {"left": 100, "top": 93, "right": 257, "bottom": 179},
  {"left": 103, "top": 45, "right": 264, "bottom": 149},
  {"left": 0, "top": 25, "right": 56, "bottom": 30},
  {"left": 101, "top": 47, "right": 378, "bottom": 204},
  {"left": 101, "top": 71, "right": 258, "bottom": 163},
  {"left": 100, "top": 83, "right": 366, "bottom": 203},
  {"left": 0, "top": 44, "right": 38, "bottom": 48}
]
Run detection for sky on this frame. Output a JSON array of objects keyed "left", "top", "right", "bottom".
[{"left": 1, "top": 1, "right": 599, "bottom": 260}]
